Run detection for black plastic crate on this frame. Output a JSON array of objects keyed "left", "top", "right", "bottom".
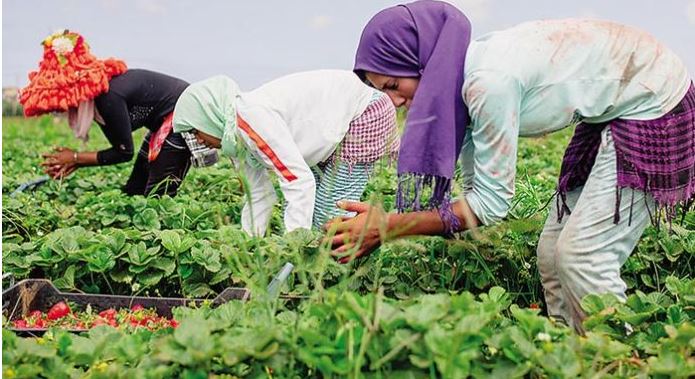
[{"left": 2, "top": 279, "right": 250, "bottom": 334}]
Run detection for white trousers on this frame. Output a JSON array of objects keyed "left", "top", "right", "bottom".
[{"left": 537, "top": 128, "right": 654, "bottom": 332}]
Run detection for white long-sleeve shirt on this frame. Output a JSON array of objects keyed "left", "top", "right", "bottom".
[
  {"left": 233, "top": 70, "right": 375, "bottom": 235},
  {"left": 461, "top": 19, "right": 691, "bottom": 225}
]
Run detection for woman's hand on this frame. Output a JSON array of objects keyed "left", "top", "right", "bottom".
[
  {"left": 41, "top": 147, "right": 79, "bottom": 179},
  {"left": 324, "top": 201, "right": 388, "bottom": 264}
]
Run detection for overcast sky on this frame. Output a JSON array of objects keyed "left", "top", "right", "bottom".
[{"left": 3, "top": 0, "right": 695, "bottom": 90}]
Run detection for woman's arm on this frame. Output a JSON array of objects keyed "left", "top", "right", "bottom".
[
  {"left": 327, "top": 198, "right": 480, "bottom": 263},
  {"left": 236, "top": 107, "right": 316, "bottom": 232},
  {"left": 236, "top": 157, "right": 278, "bottom": 237},
  {"left": 461, "top": 71, "right": 522, "bottom": 225},
  {"left": 93, "top": 93, "right": 135, "bottom": 165},
  {"left": 41, "top": 148, "right": 99, "bottom": 179},
  {"left": 327, "top": 71, "right": 523, "bottom": 262},
  {"left": 41, "top": 92, "right": 136, "bottom": 179}
]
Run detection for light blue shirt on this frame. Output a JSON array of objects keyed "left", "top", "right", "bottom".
[{"left": 461, "top": 19, "right": 691, "bottom": 225}]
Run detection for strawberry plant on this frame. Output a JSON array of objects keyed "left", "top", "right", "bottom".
[{"left": 2, "top": 115, "right": 694, "bottom": 377}]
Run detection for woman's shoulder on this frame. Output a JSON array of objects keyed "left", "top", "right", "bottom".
[
  {"left": 112, "top": 69, "right": 187, "bottom": 84},
  {"left": 102, "top": 69, "right": 189, "bottom": 102}
]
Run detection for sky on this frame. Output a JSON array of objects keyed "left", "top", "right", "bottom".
[{"left": 2, "top": 0, "right": 695, "bottom": 90}]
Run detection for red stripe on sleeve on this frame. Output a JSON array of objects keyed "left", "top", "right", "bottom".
[{"left": 236, "top": 115, "right": 298, "bottom": 182}]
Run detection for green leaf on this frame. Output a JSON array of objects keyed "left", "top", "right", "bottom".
[
  {"left": 506, "top": 326, "right": 537, "bottom": 359},
  {"left": 191, "top": 246, "right": 221, "bottom": 272},
  {"left": 666, "top": 305, "right": 688, "bottom": 325},
  {"left": 65, "top": 334, "right": 98, "bottom": 366},
  {"left": 209, "top": 267, "right": 232, "bottom": 286},
  {"left": 128, "top": 263, "right": 150, "bottom": 274},
  {"left": 59, "top": 234, "right": 80, "bottom": 255},
  {"left": 183, "top": 282, "right": 213, "bottom": 298},
  {"left": 160, "top": 230, "right": 196, "bottom": 254},
  {"left": 109, "top": 269, "right": 132, "bottom": 284},
  {"left": 648, "top": 350, "right": 692, "bottom": 376},
  {"left": 640, "top": 273, "right": 656, "bottom": 289},
  {"left": 53, "top": 265, "right": 76, "bottom": 289},
  {"left": 581, "top": 293, "right": 619, "bottom": 315},
  {"left": 173, "top": 316, "right": 214, "bottom": 354},
  {"left": 103, "top": 229, "right": 127, "bottom": 255},
  {"left": 160, "top": 230, "right": 182, "bottom": 253},
  {"left": 139, "top": 271, "right": 164, "bottom": 287},
  {"left": 404, "top": 294, "right": 450, "bottom": 330},
  {"left": 151, "top": 257, "right": 176, "bottom": 276},
  {"left": 133, "top": 208, "right": 161, "bottom": 230},
  {"left": 178, "top": 264, "right": 194, "bottom": 280},
  {"left": 85, "top": 246, "right": 116, "bottom": 273},
  {"left": 16, "top": 337, "right": 55, "bottom": 358}
]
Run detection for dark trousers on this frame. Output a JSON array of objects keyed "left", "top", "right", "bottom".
[{"left": 123, "top": 132, "right": 192, "bottom": 197}]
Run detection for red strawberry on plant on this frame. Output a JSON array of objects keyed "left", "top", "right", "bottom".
[
  {"left": 47, "top": 301, "right": 71, "bottom": 320},
  {"left": 169, "top": 319, "right": 179, "bottom": 328},
  {"left": 131, "top": 304, "right": 144, "bottom": 311}
]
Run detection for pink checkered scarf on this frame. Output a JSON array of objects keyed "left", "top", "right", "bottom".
[{"left": 336, "top": 92, "right": 399, "bottom": 167}]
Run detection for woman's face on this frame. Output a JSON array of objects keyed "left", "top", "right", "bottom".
[
  {"left": 193, "top": 129, "right": 222, "bottom": 149},
  {"left": 365, "top": 72, "right": 420, "bottom": 109}
]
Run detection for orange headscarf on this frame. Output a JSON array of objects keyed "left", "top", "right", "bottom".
[{"left": 19, "top": 29, "right": 127, "bottom": 117}]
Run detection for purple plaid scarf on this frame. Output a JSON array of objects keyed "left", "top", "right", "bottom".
[{"left": 558, "top": 83, "right": 695, "bottom": 226}]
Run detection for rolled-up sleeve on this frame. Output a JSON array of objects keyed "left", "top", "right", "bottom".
[{"left": 462, "top": 71, "right": 522, "bottom": 225}]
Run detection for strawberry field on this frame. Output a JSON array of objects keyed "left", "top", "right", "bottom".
[{"left": 2, "top": 116, "right": 695, "bottom": 378}]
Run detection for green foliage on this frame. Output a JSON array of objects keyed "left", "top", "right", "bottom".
[
  {"left": 2, "top": 116, "right": 694, "bottom": 377},
  {"left": 4, "top": 283, "right": 695, "bottom": 378}
]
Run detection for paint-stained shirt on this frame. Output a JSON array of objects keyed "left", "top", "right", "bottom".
[{"left": 460, "top": 18, "right": 691, "bottom": 225}]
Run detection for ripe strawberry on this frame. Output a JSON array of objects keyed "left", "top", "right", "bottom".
[
  {"left": 34, "top": 318, "right": 47, "bottom": 328},
  {"left": 139, "top": 316, "right": 153, "bottom": 326},
  {"left": 98, "top": 308, "right": 117, "bottom": 320},
  {"left": 47, "top": 301, "right": 71, "bottom": 320},
  {"left": 29, "top": 310, "right": 43, "bottom": 319},
  {"left": 13, "top": 319, "right": 28, "bottom": 328},
  {"left": 131, "top": 304, "right": 144, "bottom": 311}
]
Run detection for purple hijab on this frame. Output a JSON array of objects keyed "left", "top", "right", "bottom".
[{"left": 354, "top": 0, "right": 472, "bottom": 211}]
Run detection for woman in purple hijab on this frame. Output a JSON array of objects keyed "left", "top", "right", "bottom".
[{"left": 329, "top": 0, "right": 695, "bottom": 332}]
